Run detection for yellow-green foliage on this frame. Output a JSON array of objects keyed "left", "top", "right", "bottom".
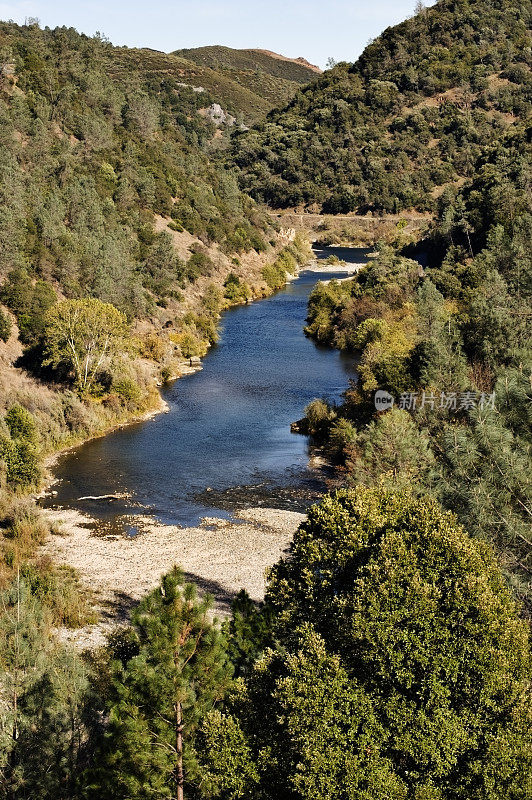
[
  {"left": 304, "top": 398, "right": 336, "bottom": 436},
  {"left": 306, "top": 250, "right": 420, "bottom": 394},
  {"left": 170, "top": 328, "right": 208, "bottom": 359},
  {"left": 43, "top": 298, "right": 128, "bottom": 395},
  {"left": 357, "top": 311, "right": 417, "bottom": 394},
  {"left": 0, "top": 497, "right": 93, "bottom": 626},
  {"left": 224, "top": 272, "right": 251, "bottom": 304},
  {"left": 262, "top": 244, "right": 301, "bottom": 290}
]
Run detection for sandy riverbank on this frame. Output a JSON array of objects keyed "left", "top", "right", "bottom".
[{"left": 41, "top": 505, "right": 305, "bottom": 648}]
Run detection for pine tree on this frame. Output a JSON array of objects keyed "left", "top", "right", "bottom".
[
  {"left": 0, "top": 572, "right": 91, "bottom": 798},
  {"left": 94, "top": 568, "right": 232, "bottom": 800},
  {"left": 346, "top": 407, "right": 435, "bottom": 490}
]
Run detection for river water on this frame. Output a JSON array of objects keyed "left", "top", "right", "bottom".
[{"left": 42, "top": 247, "right": 367, "bottom": 531}]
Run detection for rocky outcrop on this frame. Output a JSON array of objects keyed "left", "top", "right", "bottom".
[{"left": 201, "top": 103, "right": 236, "bottom": 126}]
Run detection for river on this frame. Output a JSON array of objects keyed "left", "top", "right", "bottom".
[{"left": 42, "top": 247, "right": 367, "bottom": 532}]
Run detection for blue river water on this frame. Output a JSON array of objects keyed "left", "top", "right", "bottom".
[{"left": 43, "top": 247, "right": 367, "bottom": 530}]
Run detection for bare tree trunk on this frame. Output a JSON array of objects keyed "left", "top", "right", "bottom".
[
  {"left": 175, "top": 701, "right": 184, "bottom": 800},
  {"left": 466, "top": 230, "right": 473, "bottom": 258}
]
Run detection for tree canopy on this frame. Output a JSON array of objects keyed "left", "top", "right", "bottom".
[{"left": 43, "top": 298, "right": 127, "bottom": 394}]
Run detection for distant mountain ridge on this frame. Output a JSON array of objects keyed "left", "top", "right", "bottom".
[
  {"left": 173, "top": 45, "right": 321, "bottom": 82},
  {"left": 251, "top": 49, "right": 321, "bottom": 73},
  {"left": 172, "top": 45, "right": 320, "bottom": 111}
]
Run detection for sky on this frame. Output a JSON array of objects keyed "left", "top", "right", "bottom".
[{"left": 0, "top": 0, "right": 437, "bottom": 69}]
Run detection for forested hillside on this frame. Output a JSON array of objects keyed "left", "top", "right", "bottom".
[
  {"left": 0, "top": 20, "right": 272, "bottom": 314},
  {"left": 302, "top": 122, "right": 532, "bottom": 602},
  {"left": 173, "top": 45, "right": 320, "bottom": 109},
  {"left": 0, "top": 20, "right": 312, "bottom": 500},
  {"left": 233, "top": 0, "right": 532, "bottom": 212}
]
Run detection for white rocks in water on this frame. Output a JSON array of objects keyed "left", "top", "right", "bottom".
[
  {"left": 202, "top": 103, "right": 236, "bottom": 127},
  {"left": 189, "top": 356, "right": 201, "bottom": 366},
  {"left": 201, "top": 517, "right": 233, "bottom": 529}
]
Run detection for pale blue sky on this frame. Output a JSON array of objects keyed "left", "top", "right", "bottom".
[{"left": 0, "top": 0, "right": 436, "bottom": 68}]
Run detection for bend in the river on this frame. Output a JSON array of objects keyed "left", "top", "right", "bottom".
[{"left": 43, "top": 247, "right": 367, "bottom": 532}]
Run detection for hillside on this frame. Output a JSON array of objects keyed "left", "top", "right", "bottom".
[
  {"left": 0, "top": 20, "right": 313, "bottom": 492},
  {"left": 0, "top": 21, "right": 278, "bottom": 317},
  {"left": 232, "top": 0, "right": 532, "bottom": 212},
  {"left": 173, "top": 45, "right": 320, "bottom": 110},
  {"left": 111, "top": 46, "right": 295, "bottom": 122},
  {"left": 173, "top": 46, "right": 321, "bottom": 81}
]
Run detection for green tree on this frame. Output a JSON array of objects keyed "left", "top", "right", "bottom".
[
  {"left": 0, "top": 573, "right": 92, "bottom": 799},
  {"left": 195, "top": 709, "right": 259, "bottom": 799},
  {"left": 1, "top": 271, "right": 56, "bottom": 345},
  {"left": 223, "top": 273, "right": 250, "bottom": 303},
  {"left": 435, "top": 366, "right": 532, "bottom": 597},
  {"left": 43, "top": 298, "right": 127, "bottom": 394},
  {"left": 266, "top": 487, "right": 532, "bottom": 798},
  {"left": 4, "top": 405, "right": 37, "bottom": 444},
  {"left": 227, "top": 625, "right": 407, "bottom": 800},
  {"left": 95, "top": 568, "right": 232, "bottom": 800},
  {"left": 0, "top": 406, "right": 40, "bottom": 488},
  {"left": 410, "top": 279, "right": 468, "bottom": 391},
  {"left": 224, "top": 590, "right": 274, "bottom": 678},
  {"left": 0, "top": 309, "right": 11, "bottom": 343},
  {"left": 347, "top": 407, "right": 434, "bottom": 489}
]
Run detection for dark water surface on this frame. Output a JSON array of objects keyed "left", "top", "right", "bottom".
[{"left": 43, "top": 247, "right": 367, "bottom": 529}]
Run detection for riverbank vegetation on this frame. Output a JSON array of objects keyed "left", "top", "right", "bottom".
[
  {"left": 301, "top": 122, "right": 532, "bottom": 605},
  {"left": 0, "top": 488, "right": 529, "bottom": 798}
]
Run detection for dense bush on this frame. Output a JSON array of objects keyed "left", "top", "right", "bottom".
[
  {"left": 0, "top": 406, "right": 39, "bottom": 488},
  {"left": 211, "top": 488, "right": 532, "bottom": 800},
  {"left": 256, "top": 489, "right": 530, "bottom": 800},
  {"left": 0, "top": 309, "right": 11, "bottom": 342},
  {"left": 223, "top": 271, "right": 251, "bottom": 303}
]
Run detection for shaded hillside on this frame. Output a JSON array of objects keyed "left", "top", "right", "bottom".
[
  {"left": 173, "top": 45, "right": 320, "bottom": 109},
  {"left": 174, "top": 46, "right": 320, "bottom": 82},
  {"left": 112, "top": 47, "right": 276, "bottom": 121},
  {"left": 233, "top": 0, "right": 532, "bottom": 212}
]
